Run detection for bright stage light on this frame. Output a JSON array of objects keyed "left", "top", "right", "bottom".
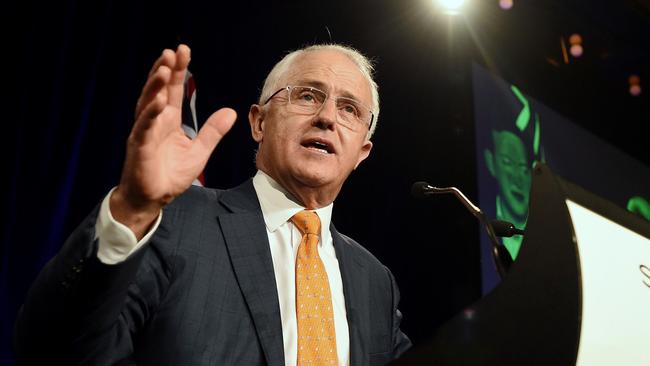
[{"left": 436, "top": 0, "right": 466, "bottom": 15}]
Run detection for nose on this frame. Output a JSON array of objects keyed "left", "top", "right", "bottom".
[
  {"left": 313, "top": 97, "right": 337, "bottom": 131},
  {"left": 510, "top": 168, "right": 528, "bottom": 188}
]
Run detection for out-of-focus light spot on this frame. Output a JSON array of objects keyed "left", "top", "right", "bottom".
[
  {"left": 499, "top": 0, "right": 513, "bottom": 10},
  {"left": 570, "top": 44, "right": 583, "bottom": 58},
  {"left": 569, "top": 33, "right": 582, "bottom": 45},
  {"left": 568, "top": 33, "right": 583, "bottom": 58},
  {"left": 436, "top": 0, "right": 465, "bottom": 14},
  {"left": 463, "top": 308, "right": 476, "bottom": 320},
  {"left": 629, "top": 75, "right": 642, "bottom": 96}
]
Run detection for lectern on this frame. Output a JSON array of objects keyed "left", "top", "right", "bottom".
[{"left": 393, "top": 163, "right": 650, "bottom": 365}]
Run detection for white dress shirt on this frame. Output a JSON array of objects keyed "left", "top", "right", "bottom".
[
  {"left": 94, "top": 171, "right": 350, "bottom": 365},
  {"left": 252, "top": 171, "right": 350, "bottom": 366}
]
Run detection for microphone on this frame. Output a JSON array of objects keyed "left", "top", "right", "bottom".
[
  {"left": 490, "top": 219, "right": 525, "bottom": 237},
  {"left": 412, "top": 182, "right": 524, "bottom": 237},
  {"left": 411, "top": 181, "right": 514, "bottom": 278}
]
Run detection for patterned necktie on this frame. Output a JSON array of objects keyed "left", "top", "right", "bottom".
[{"left": 291, "top": 210, "right": 339, "bottom": 366}]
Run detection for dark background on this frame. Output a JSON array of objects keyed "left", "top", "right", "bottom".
[{"left": 3, "top": 0, "right": 649, "bottom": 363}]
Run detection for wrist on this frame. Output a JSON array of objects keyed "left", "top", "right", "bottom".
[{"left": 109, "top": 187, "right": 162, "bottom": 240}]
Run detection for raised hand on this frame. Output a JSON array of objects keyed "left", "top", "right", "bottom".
[{"left": 110, "top": 44, "right": 237, "bottom": 239}]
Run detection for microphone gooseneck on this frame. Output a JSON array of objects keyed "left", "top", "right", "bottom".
[{"left": 411, "top": 181, "right": 514, "bottom": 278}]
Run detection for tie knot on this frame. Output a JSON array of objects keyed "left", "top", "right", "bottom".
[{"left": 291, "top": 210, "right": 321, "bottom": 236}]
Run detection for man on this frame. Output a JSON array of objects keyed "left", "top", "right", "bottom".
[
  {"left": 15, "top": 44, "right": 411, "bottom": 365},
  {"left": 483, "top": 85, "right": 544, "bottom": 259}
]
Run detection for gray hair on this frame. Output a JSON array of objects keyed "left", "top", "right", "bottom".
[{"left": 258, "top": 44, "right": 380, "bottom": 139}]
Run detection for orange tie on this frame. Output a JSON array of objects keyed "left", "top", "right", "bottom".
[{"left": 291, "top": 210, "right": 339, "bottom": 366}]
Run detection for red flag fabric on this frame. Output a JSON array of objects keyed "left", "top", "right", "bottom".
[{"left": 182, "top": 71, "right": 205, "bottom": 186}]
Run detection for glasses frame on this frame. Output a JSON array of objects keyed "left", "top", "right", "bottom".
[{"left": 262, "top": 85, "right": 374, "bottom": 131}]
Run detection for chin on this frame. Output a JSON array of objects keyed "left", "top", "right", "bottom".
[
  {"left": 294, "top": 171, "right": 335, "bottom": 188},
  {"left": 289, "top": 161, "right": 340, "bottom": 186}
]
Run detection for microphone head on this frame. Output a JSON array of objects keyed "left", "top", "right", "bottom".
[
  {"left": 490, "top": 220, "right": 515, "bottom": 237},
  {"left": 490, "top": 219, "right": 524, "bottom": 237},
  {"left": 411, "top": 181, "right": 432, "bottom": 199}
]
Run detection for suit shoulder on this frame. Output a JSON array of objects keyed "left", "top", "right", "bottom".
[
  {"left": 165, "top": 185, "right": 224, "bottom": 212},
  {"left": 335, "top": 231, "right": 388, "bottom": 271}
]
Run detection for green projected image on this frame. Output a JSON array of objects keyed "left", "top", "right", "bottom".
[
  {"left": 627, "top": 196, "right": 650, "bottom": 221},
  {"left": 474, "top": 63, "right": 650, "bottom": 293},
  {"left": 483, "top": 86, "right": 544, "bottom": 259}
]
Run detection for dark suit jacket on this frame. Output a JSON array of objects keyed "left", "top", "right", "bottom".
[{"left": 15, "top": 179, "right": 411, "bottom": 365}]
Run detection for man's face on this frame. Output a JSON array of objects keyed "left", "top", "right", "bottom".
[
  {"left": 250, "top": 49, "right": 373, "bottom": 201},
  {"left": 492, "top": 130, "right": 531, "bottom": 218}
]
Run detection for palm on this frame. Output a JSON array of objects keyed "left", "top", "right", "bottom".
[
  {"left": 120, "top": 44, "right": 236, "bottom": 209},
  {"left": 134, "top": 106, "right": 202, "bottom": 199}
]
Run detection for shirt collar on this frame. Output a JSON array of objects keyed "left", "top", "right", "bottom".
[{"left": 252, "top": 170, "right": 333, "bottom": 244}]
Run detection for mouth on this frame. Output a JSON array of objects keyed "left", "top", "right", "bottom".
[
  {"left": 301, "top": 138, "right": 335, "bottom": 155},
  {"left": 510, "top": 190, "right": 525, "bottom": 202}
]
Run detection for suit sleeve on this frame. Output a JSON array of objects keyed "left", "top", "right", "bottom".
[
  {"left": 13, "top": 204, "right": 162, "bottom": 365},
  {"left": 387, "top": 267, "right": 412, "bottom": 360}
]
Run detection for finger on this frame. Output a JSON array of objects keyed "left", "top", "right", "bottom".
[
  {"left": 131, "top": 91, "right": 168, "bottom": 143},
  {"left": 148, "top": 49, "right": 176, "bottom": 78},
  {"left": 135, "top": 65, "right": 171, "bottom": 120},
  {"left": 167, "top": 44, "right": 191, "bottom": 108},
  {"left": 193, "top": 108, "right": 237, "bottom": 156}
]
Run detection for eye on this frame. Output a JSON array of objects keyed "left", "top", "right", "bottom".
[
  {"left": 295, "top": 88, "right": 319, "bottom": 104},
  {"left": 338, "top": 99, "right": 360, "bottom": 117},
  {"left": 300, "top": 93, "right": 315, "bottom": 102}
]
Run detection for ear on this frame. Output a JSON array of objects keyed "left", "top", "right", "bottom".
[
  {"left": 248, "top": 104, "right": 265, "bottom": 143},
  {"left": 484, "top": 148, "right": 496, "bottom": 177},
  {"left": 353, "top": 140, "right": 373, "bottom": 169}
]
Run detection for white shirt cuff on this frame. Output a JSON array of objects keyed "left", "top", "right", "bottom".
[{"left": 94, "top": 187, "right": 163, "bottom": 265}]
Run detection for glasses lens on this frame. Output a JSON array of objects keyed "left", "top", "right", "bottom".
[
  {"left": 288, "top": 86, "right": 373, "bottom": 130},
  {"left": 336, "top": 97, "right": 371, "bottom": 127},
  {"left": 289, "top": 87, "right": 326, "bottom": 110}
]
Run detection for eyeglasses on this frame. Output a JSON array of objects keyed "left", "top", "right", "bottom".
[{"left": 263, "top": 85, "right": 374, "bottom": 131}]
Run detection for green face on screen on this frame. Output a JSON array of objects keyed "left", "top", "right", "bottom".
[{"left": 489, "top": 130, "right": 531, "bottom": 219}]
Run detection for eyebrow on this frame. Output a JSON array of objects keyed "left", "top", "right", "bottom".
[{"left": 295, "top": 79, "right": 362, "bottom": 102}]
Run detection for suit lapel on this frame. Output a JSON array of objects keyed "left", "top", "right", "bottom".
[
  {"left": 332, "top": 226, "right": 370, "bottom": 366},
  {"left": 217, "top": 180, "right": 284, "bottom": 366}
]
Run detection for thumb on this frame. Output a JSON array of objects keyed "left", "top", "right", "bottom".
[{"left": 195, "top": 107, "right": 237, "bottom": 154}]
